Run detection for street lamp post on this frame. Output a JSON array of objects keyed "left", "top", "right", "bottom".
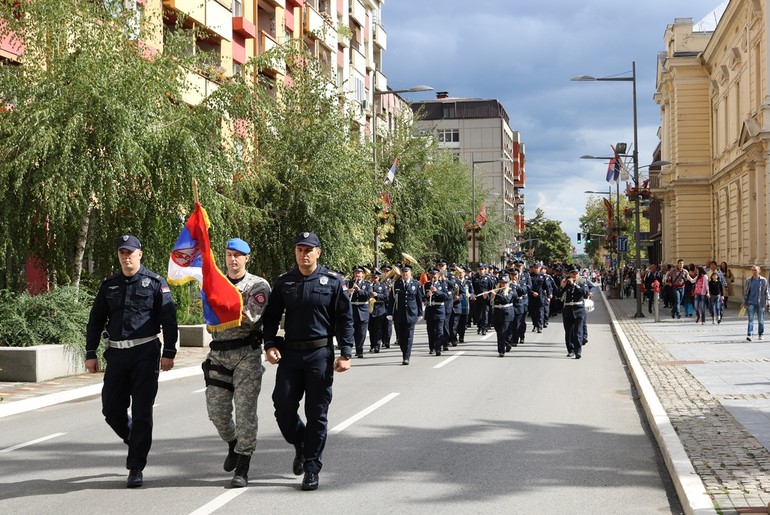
[
  {"left": 372, "top": 85, "right": 433, "bottom": 269},
  {"left": 572, "top": 62, "right": 645, "bottom": 317},
  {"left": 470, "top": 154, "right": 512, "bottom": 265},
  {"left": 584, "top": 185, "right": 622, "bottom": 297}
]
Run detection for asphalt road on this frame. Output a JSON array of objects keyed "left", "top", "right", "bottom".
[{"left": 0, "top": 297, "right": 682, "bottom": 514}]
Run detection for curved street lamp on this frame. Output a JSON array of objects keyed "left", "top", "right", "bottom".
[{"left": 572, "top": 62, "right": 645, "bottom": 316}]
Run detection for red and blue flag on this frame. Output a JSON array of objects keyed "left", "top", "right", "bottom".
[{"left": 167, "top": 203, "right": 243, "bottom": 332}]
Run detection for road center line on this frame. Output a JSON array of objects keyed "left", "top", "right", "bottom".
[
  {"left": 0, "top": 432, "right": 66, "bottom": 455},
  {"left": 329, "top": 392, "right": 399, "bottom": 435},
  {"left": 434, "top": 351, "right": 465, "bottom": 369},
  {"left": 188, "top": 488, "right": 247, "bottom": 515}
]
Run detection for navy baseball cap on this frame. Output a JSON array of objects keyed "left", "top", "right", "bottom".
[
  {"left": 226, "top": 238, "right": 251, "bottom": 255},
  {"left": 295, "top": 231, "right": 321, "bottom": 247},
  {"left": 117, "top": 234, "right": 142, "bottom": 251}
]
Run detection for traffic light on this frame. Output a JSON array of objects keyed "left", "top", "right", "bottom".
[
  {"left": 586, "top": 233, "right": 592, "bottom": 244},
  {"left": 577, "top": 232, "right": 582, "bottom": 243}
]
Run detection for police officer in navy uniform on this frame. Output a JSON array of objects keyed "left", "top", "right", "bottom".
[
  {"left": 392, "top": 263, "right": 423, "bottom": 364},
  {"left": 368, "top": 270, "right": 389, "bottom": 353},
  {"left": 381, "top": 265, "right": 395, "bottom": 349},
  {"left": 423, "top": 267, "right": 449, "bottom": 355},
  {"left": 437, "top": 259, "right": 455, "bottom": 350},
  {"left": 348, "top": 265, "right": 372, "bottom": 358},
  {"left": 490, "top": 273, "right": 516, "bottom": 357},
  {"left": 263, "top": 231, "right": 354, "bottom": 491},
  {"left": 85, "top": 235, "right": 177, "bottom": 488},
  {"left": 558, "top": 264, "right": 590, "bottom": 359},
  {"left": 452, "top": 266, "right": 475, "bottom": 344},
  {"left": 513, "top": 260, "right": 531, "bottom": 344},
  {"left": 528, "top": 262, "right": 547, "bottom": 333},
  {"left": 472, "top": 264, "right": 491, "bottom": 335},
  {"left": 542, "top": 264, "right": 557, "bottom": 328}
]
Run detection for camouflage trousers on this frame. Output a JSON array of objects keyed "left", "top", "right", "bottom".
[{"left": 204, "top": 345, "right": 264, "bottom": 456}]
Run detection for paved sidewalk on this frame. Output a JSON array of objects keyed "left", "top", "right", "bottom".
[
  {"left": 609, "top": 294, "right": 770, "bottom": 515},
  {"left": 0, "top": 346, "right": 209, "bottom": 405},
  {"left": 4, "top": 296, "right": 770, "bottom": 513}
]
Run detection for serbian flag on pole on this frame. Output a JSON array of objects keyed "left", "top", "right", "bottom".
[
  {"left": 475, "top": 200, "right": 488, "bottom": 227},
  {"left": 384, "top": 159, "right": 397, "bottom": 185},
  {"left": 167, "top": 202, "right": 243, "bottom": 332}
]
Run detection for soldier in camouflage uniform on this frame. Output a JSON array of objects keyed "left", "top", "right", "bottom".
[{"left": 203, "top": 238, "right": 271, "bottom": 488}]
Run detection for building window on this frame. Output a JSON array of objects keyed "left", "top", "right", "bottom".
[
  {"left": 232, "top": 63, "right": 241, "bottom": 78},
  {"left": 232, "top": 0, "right": 242, "bottom": 17},
  {"left": 437, "top": 129, "right": 459, "bottom": 143},
  {"left": 443, "top": 104, "right": 455, "bottom": 119}
]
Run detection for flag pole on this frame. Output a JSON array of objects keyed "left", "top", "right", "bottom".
[{"left": 192, "top": 178, "right": 199, "bottom": 205}]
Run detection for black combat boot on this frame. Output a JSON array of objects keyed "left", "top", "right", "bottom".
[
  {"left": 224, "top": 440, "right": 237, "bottom": 472},
  {"left": 231, "top": 453, "right": 251, "bottom": 488}
]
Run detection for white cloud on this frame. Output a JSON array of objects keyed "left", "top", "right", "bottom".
[{"left": 382, "top": 0, "right": 720, "bottom": 252}]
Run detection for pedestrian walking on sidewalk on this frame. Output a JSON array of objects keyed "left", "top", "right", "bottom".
[
  {"left": 742, "top": 265, "right": 770, "bottom": 341},
  {"left": 262, "top": 231, "right": 354, "bottom": 491},
  {"left": 708, "top": 271, "right": 724, "bottom": 324},
  {"left": 665, "top": 260, "right": 688, "bottom": 319},
  {"left": 85, "top": 235, "right": 178, "bottom": 489},
  {"left": 203, "top": 238, "right": 271, "bottom": 488},
  {"left": 693, "top": 266, "right": 709, "bottom": 324},
  {"left": 719, "top": 261, "right": 735, "bottom": 307}
]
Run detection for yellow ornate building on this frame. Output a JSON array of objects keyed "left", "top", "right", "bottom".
[{"left": 655, "top": 0, "right": 770, "bottom": 292}]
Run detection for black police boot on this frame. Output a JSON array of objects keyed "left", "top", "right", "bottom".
[
  {"left": 293, "top": 444, "right": 304, "bottom": 476},
  {"left": 231, "top": 454, "right": 250, "bottom": 488},
  {"left": 301, "top": 471, "right": 319, "bottom": 491},
  {"left": 126, "top": 468, "right": 143, "bottom": 488},
  {"left": 224, "top": 439, "right": 238, "bottom": 472}
]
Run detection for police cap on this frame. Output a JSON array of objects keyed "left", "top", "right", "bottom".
[
  {"left": 117, "top": 234, "right": 142, "bottom": 251},
  {"left": 295, "top": 231, "right": 321, "bottom": 247}
]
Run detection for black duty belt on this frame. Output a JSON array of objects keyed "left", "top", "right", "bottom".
[
  {"left": 210, "top": 337, "right": 259, "bottom": 352},
  {"left": 282, "top": 337, "right": 331, "bottom": 351}
]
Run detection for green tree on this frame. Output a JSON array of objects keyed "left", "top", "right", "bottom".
[
  {"left": 211, "top": 44, "right": 373, "bottom": 280},
  {"left": 521, "top": 208, "right": 572, "bottom": 264},
  {"left": 0, "top": 0, "right": 235, "bottom": 287}
]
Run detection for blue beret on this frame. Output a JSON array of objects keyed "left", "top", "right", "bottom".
[{"left": 226, "top": 238, "right": 251, "bottom": 255}]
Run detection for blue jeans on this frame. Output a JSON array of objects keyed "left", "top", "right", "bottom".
[
  {"left": 708, "top": 297, "right": 722, "bottom": 319},
  {"left": 694, "top": 294, "right": 708, "bottom": 320},
  {"left": 747, "top": 304, "right": 765, "bottom": 337},
  {"left": 671, "top": 288, "right": 685, "bottom": 318}
]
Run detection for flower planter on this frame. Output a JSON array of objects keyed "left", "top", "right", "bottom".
[
  {"left": 178, "top": 324, "right": 212, "bottom": 348},
  {"left": 0, "top": 345, "right": 85, "bottom": 382}
]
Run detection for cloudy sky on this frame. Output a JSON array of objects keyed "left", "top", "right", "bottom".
[{"left": 381, "top": 0, "right": 726, "bottom": 251}]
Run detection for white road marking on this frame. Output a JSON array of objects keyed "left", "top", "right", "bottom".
[
  {"left": 0, "top": 432, "right": 66, "bottom": 455},
  {"left": 433, "top": 351, "right": 465, "bottom": 369},
  {"left": 193, "top": 387, "right": 207, "bottom": 393},
  {"left": 481, "top": 333, "right": 493, "bottom": 340},
  {"left": 188, "top": 488, "right": 247, "bottom": 515},
  {"left": 329, "top": 392, "right": 400, "bottom": 435}
]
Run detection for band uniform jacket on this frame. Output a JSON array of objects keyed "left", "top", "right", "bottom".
[{"left": 393, "top": 277, "right": 423, "bottom": 324}]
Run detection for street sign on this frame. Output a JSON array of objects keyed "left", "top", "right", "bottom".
[{"left": 617, "top": 236, "right": 628, "bottom": 253}]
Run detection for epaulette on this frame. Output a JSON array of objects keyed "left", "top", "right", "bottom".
[
  {"left": 324, "top": 270, "right": 338, "bottom": 278},
  {"left": 278, "top": 270, "right": 290, "bottom": 278}
]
